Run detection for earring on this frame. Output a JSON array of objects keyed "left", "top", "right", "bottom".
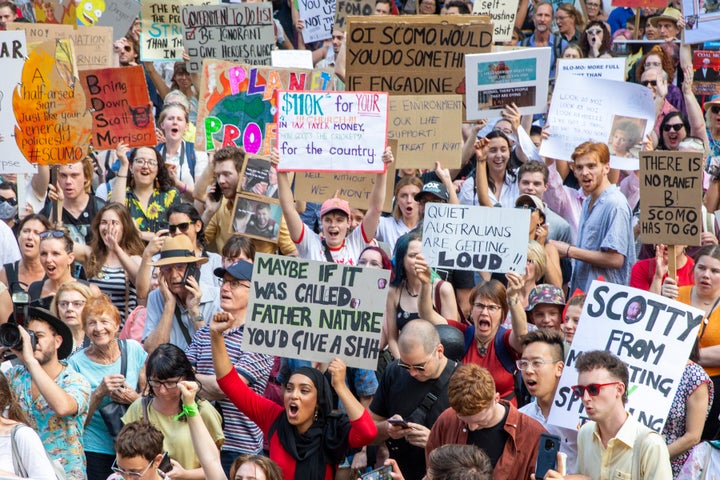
[
  {"left": 155, "top": 177, "right": 160, "bottom": 189},
  {"left": 314, "top": 409, "right": 318, "bottom": 421}
]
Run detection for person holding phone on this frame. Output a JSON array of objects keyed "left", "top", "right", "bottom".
[{"left": 142, "top": 235, "right": 221, "bottom": 353}]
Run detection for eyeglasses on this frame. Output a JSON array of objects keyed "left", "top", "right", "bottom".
[
  {"left": 570, "top": 382, "right": 621, "bottom": 398},
  {"left": 133, "top": 158, "right": 158, "bottom": 168},
  {"left": 169, "top": 222, "right": 191, "bottom": 234},
  {"left": 641, "top": 80, "right": 657, "bottom": 87},
  {"left": 515, "top": 204, "right": 538, "bottom": 212},
  {"left": 39, "top": 230, "right": 65, "bottom": 239},
  {"left": 219, "top": 278, "right": 251, "bottom": 289},
  {"left": 516, "top": 358, "right": 558, "bottom": 371},
  {"left": 644, "top": 61, "right": 661, "bottom": 68},
  {"left": 472, "top": 302, "right": 502, "bottom": 313},
  {"left": 662, "top": 123, "right": 684, "bottom": 132},
  {"left": 586, "top": 29, "right": 603, "bottom": 35},
  {"left": 493, "top": 127, "right": 513, "bottom": 136},
  {"left": 148, "top": 379, "right": 181, "bottom": 390},
  {"left": 398, "top": 347, "right": 437, "bottom": 372},
  {"left": 159, "top": 263, "right": 190, "bottom": 273},
  {"left": 711, "top": 106, "right": 720, "bottom": 115},
  {"left": 58, "top": 300, "right": 86, "bottom": 309},
  {"left": 0, "top": 197, "right": 17, "bottom": 206},
  {"left": 111, "top": 457, "right": 154, "bottom": 478},
  {"left": 122, "top": 46, "right": 133, "bottom": 53}
]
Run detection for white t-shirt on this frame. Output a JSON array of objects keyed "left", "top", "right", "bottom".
[
  {"left": 296, "top": 223, "right": 370, "bottom": 265},
  {"left": 0, "top": 221, "right": 20, "bottom": 266},
  {"left": 375, "top": 216, "right": 411, "bottom": 253},
  {"left": 458, "top": 171, "right": 520, "bottom": 208},
  {"left": 0, "top": 425, "right": 57, "bottom": 480}
]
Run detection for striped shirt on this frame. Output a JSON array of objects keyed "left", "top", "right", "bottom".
[{"left": 89, "top": 266, "right": 137, "bottom": 325}]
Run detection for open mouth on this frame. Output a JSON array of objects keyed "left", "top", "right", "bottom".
[{"left": 287, "top": 403, "right": 300, "bottom": 418}]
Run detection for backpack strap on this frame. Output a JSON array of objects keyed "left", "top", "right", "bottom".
[
  {"left": 10, "top": 424, "right": 28, "bottom": 477},
  {"left": 493, "top": 325, "right": 516, "bottom": 374},
  {"left": 142, "top": 396, "right": 151, "bottom": 420},
  {"left": 186, "top": 142, "right": 196, "bottom": 180}
]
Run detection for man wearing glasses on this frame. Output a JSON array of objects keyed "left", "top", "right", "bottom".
[
  {"left": 185, "top": 260, "right": 274, "bottom": 475},
  {"left": 369, "top": 319, "right": 458, "bottom": 480},
  {"left": 542, "top": 351, "right": 672, "bottom": 479},
  {"left": 112, "top": 420, "right": 166, "bottom": 479}
]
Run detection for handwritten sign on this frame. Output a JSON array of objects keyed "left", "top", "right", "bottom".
[
  {"left": 141, "top": 0, "right": 211, "bottom": 61},
  {"left": 388, "top": 95, "right": 463, "bottom": 168},
  {"left": 548, "top": 281, "right": 703, "bottom": 433},
  {"left": 471, "top": 0, "right": 519, "bottom": 42},
  {"left": 8, "top": 23, "right": 113, "bottom": 70},
  {"left": 297, "top": 0, "right": 334, "bottom": 43},
  {"left": 13, "top": 39, "right": 93, "bottom": 165},
  {"left": 465, "top": 47, "right": 551, "bottom": 120},
  {"left": 276, "top": 91, "right": 388, "bottom": 173},
  {"left": 556, "top": 57, "right": 627, "bottom": 81},
  {"left": 181, "top": 4, "right": 275, "bottom": 73},
  {"left": 611, "top": 0, "right": 665, "bottom": 8},
  {"left": 245, "top": 253, "right": 390, "bottom": 370},
  {"left": 345, "top": 16, "right": 493, "bottom": 96},
  {"left": 539, "top": 76, "right": 655, "bottom": 170},
  {"left": 422, "top": 203, "right": 530, "bottom": 273},
  {"left": 691, "top": 50, "right": 720, "bottom": 97},
  {"left": 335, "top": 0, "right": 374, "bottom": 31},
  {"left": 639, "top": 151, "right": 703, "bottom": 246},
  {"left": 684, "top": 0, "right": 720, "bottom": 44},
  {"left": 197, "top": 60, "right": 336, "bottom": 153},
  {"left": 79, "top": 66, "right": 157, "bottom": 149},
  {"left": 95, "top": 0, "right": 142, "bottom": 41}
]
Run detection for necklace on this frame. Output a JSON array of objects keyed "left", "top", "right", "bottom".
[
  {"left": 405, "top": 282, "right": 418, "bottom": 298},
  {"left": 478, "top": 340, "right": 490, "bottom": 356}
]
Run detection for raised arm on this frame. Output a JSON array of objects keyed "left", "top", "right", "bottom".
[
  {"left": 474, "top": 138, "right": 493, "bottom": 207},
  {"left": 110, "top": 143, "right": 130, "bottom": 205},
  {"left": 360, "top": 148, "right": 393, "bottom": 240},
  {"left": 506, "top": 271, "right": 528, "bottom": 352},
  {"left": 271, "top": 148, "right": 304, "bottom": 242},
  {"left": 415, "top": 254, "right": 448, "bottom": 325}
]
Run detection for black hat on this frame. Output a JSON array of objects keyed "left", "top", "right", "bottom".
[{"left": 27, "top": 307, "right": 74, "bottom": 360}]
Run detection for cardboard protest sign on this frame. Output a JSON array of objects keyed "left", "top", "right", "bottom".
[
  {"left": 181, "top": 4, "right": 275, "bottom": 73},
  {"left": 692, "top": 50, "right": 720, "bottom": 97},
  {"left": 388, "top": 95, "right": 463, "bottom": 169},
  {"left": 421, "top": 203, "right": 530, "bottom": 273},
  {"left": 539, "top": 76, "right": 655, "bottom": 170},
  {"left": 244, "top": 253, "right": 390, "bottom": 370},
  {"left": 79, "top": 66, "right": 157, "bottom": 149},
  {"left": 96, "top": 0, "right": 142, "bottom": 41},
  {"left": 0, "top": 31, "right": 35, "bottom": 174},
  {"left": 683, "top": 0, "right": 720, "bottom": 44},
  {"left": 465, "top": 47, "right": 550, "bottom": 120},
  {"left": 13, "top": 39, "right": 93, "bottom": 165},
  {"left": 472, "top": 0, "right": 519, "bottom": 42},
  {"left": 639, "top": 151, "right": 703, "bottom": 246},
  {"left": 335, "top": 0, "right": 374, "bottom": 31},
  {"left": 196, "top": 60, "right": 336, "bottom": 153},
  {"left": 272, "top": 50, "right": 313, "bottom": 69},
  {"left": 345, "top": 16, "right": 493, "bottom": 97},
  {"left": 31, "top": 0, "right": 97, "bottom": 25},
  {"left": 276, "top": 91, "right": 388, "bottom": 173},
  {"left": 556, "top": 57, "right": 626, "bottom": 81},
  {"left": 548, "top": 281, "right": 703, "bottom": 433},
  {"left": 8, "top": 23, "right": 113, "bottom": 70},
  {"left": 297, "top": 0, "right": 334, "bottom": 43},
  {"left": 141, "top": 0, "right": 211, "bottom": 62}
]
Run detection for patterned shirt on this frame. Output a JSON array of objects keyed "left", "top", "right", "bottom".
[
  {"left": 124, "top": 186, "right": 180, "bottom": 233},
  {"left": 6, "top": 365, "right": 90, "bottom": 479}
]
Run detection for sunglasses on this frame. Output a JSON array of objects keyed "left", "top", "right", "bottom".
[
  {"left": 641, "top": 80, "right": 657, "bottom": 87},
  {"left": 123, "top": 46, "right": 132, "bottom": 52},
  {"left": 39, "top": 230, "right": 65, "bottom": 239},
  {"left": 0, "top": 197, "right": 17, "bottom": 206},
  {"left": 711, "top": 106, "right": 720, "bottom": 114},
  {"left": 570, "top": 381, "right": 621, "bottom": 398},
  {"left": 515, "top": 204, "right": 538, "bottom": 212},
  {"left": 662, "top": 123, "right": 684, "bottom": 132},
  {"left": 169, "top": 222, "right": 191, "bottom": 234}
]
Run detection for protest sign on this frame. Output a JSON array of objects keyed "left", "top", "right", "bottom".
[
  {"left": 345, "top": 16, "right": 493, "bottom": 97},
  {"left": 79, "top": 66, "right": 157, "bottom": 149},
  {"left": 548, "top": 281, "right": 703, "bottom": 433},
  {"left": 244, "top": 253, "right": 390, "bottom": 370},
  {"left": 556, "top": 57, "right": 626, "bottom": 82},
  {"left": 297, "top": 0, "right": 334, "bottom": 43},
  {"left": 692, "top": 50, "right": 720, "bottom": 97},
  {"left": 421, "top": 203, "right": 530, "bottom": 273},
  {"left": 0, "top": 31, "right": 35, "bottom": 174},
  {"left": 639, "top": 151, "right": 703, "bottom": 246},
  {"left": 239, "top": 154, "right": 279, "bottom": 199},
  {"left": 335, "top": 0, "right": 374, "bottom": 31},
  {"left": 233, "top": 196, "right": 283, "bottom": 242},
  {"left": 276, "top": 91, "right": 388, "bottom": 173},
  {"left": 465, "top": 47, "right": 550, "bottom": 120},
  {"left": 141, "top": 0, "right": 211, "bottom": 62},
  {"left": 13, "top": 39, "right": 92, "bottom": 166},
  {"left": 31, "top": 0, "right": 92, "bottom": 25},
  {"left": 272, "top": 50, "right": 313, "bottom": 69},
  {"left": 683, "top": 0, "right": 720, "bottom": 44},
  {"left": 8, "top": 23, "right": 113, "bottom": 70},
  {"left": 96, "top": 0, "right": 142, "bottom": 41},
  {"left": 539, "top": 76, "right": 655, "bottom": 170},
  {"left": 196, "top": 60, "right": 336, "bottom": 153},
  {"left": 611, "top": 0, "right": 665, "bottom": 7},
  {"left": 181, "top": 4, "right": 274, "bottom": 73},
  {"left": 388, "top": 95, "right": 463, "bottom": 169},
  {"left": 471, "top": 0, "right": 519, "bottom": 42}
]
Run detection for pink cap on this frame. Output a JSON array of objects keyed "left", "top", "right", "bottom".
[{"left": 320, "top": 198, "right": 351, "bottom": 217}]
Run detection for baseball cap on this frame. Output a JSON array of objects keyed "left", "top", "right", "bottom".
[
  {"left": 414, "top": 181, "right": 449, "bottom": 203},
  {"left": 320, "top": 198, "right": 351, "bottom": 218},
  {"left": 527, "top": 284, "right": 566, "bottom": 312},
  {"left": 214, "top": 260, "right": 253, "bottom": 281}
]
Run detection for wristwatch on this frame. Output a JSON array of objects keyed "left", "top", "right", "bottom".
[{"left": 190, "top": 313, "right": 205, "bottom": 323}]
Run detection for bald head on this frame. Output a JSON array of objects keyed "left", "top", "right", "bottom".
[{"left": 399, "top": 319, "right": 441, "bottom": 355}]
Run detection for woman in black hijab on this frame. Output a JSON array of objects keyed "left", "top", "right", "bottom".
[{"left": 209, "top": 312, "right": 377, "bottom": 480}]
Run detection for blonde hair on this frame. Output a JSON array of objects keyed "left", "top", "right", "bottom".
[{"left": 527, "top": 240, "right": 546, "bottom": 281}]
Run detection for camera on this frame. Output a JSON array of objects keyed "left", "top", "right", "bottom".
[{"left": 0, "top": 290, "right": 35, "bottom": 358}]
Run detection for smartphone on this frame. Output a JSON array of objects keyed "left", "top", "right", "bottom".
[
  {"left": 157, "top": 452, "right": 172, "bottom": 473},
  {"left": 49, "top": 167, "right": 57, "bottom": 186},
  {"left": 535, "top": 433, "right": 561, "bottom": 480},
  {"left": 181, "top": 263, "right": 200, "bottom": 284},
  {"left": 387, "top": 418, "right": 409, "bottom": 429},
  {"left": 360, "top": 465, "right": 392, "bottom": 480},
  {"left": 209, "top": 181, "right": 223, "bottom": 202}
]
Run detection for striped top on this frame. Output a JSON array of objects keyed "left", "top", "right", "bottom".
[{"left": 89, "top": 265, "right": 137, "bottom": 326}]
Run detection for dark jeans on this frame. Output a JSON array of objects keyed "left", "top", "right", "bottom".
[{"left": 86, "top": 451, "right": 115, "bottom": 480}]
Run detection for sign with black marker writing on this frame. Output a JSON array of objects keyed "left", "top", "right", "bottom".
[
  {"left": 244, "top": 253, "right": 390, "bottom": 370},
  {"left": 639, "top": 151, "right": 703, "bottom": 246},
  {"left": 297, "top": 0, "right": 334, "bottom": 43},
  {"left": 471, "top": 0, "right": 519, "bottom": 42},
  {"left": 141, "top": 0, "right": 212, "bottom": 62},
  {"left": 421, "top": 203, "right": 530, "bottom": 273},
  {"left": 548, "top": 281, "right": 703, "bottom": 433}
]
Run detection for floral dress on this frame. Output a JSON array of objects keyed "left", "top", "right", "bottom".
[{"left": 125, "top": 186, "right": 180, "bottom": 234}]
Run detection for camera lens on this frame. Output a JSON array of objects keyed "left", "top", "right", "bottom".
[{"left": 0, "top": 323, "right": 22, "bottom": 349}]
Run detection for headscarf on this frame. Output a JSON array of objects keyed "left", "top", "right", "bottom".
[{"left": 270, "top": 366, "right": 352, "bottom": 480}]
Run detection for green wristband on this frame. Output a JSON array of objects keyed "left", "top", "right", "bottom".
[{"left": 174, "top": 402, "right": 199, "bottom": 421}]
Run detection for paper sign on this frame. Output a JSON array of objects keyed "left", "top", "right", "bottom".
[
  {"left": 556, "top": 57, "right": 627, "bottom": 81},
  {"left": 684, "top": 0, "right": 720, "bottom": 44},
  {"left": 95, "top": 0, "right": 142, "bottom": 41},
  {"left": 32, "top": 0, "right": 90, "bottom": 25},
  {"left": 244, "top": 253, "right": 390, "bottom": 370},
  {"left": 539, "top": 76, "right": 655, "bottom": 170},
  {"left": 422, "top": 203, "right": 530, "bottom": 273},
  {"left": 79, "top": 66, "right": 157, "bottom": 149},
  {"left": 181, "top": 4, "right": 275, "bottom": 73},
  {"left": 272, "top": 49, "right": 313, "bottom": 69},
  {"left": 141, "top": 0, "right": 211, "bottom": 61},
  {"left": 13, "top": 39, "right": 93, "bottom": 165},
  {"left": 8, "top": 23, "right": 113, "bottom": 70},
  {"left": 465, "top": 47, "right": 551, "bottom": 120},
  {"left": 345, "top": 16, "right": 493, "bottom": 97},
  {"left": 335, "top": 0, "right": 374, "bottom": 31},
  {"left": 638, "top": 151, "right": 703, "bottom": 246},
  {"left": 548, "top": 281, "right": 703, "bottom": 433},
  {"left": 297, "top": 0, "right": 334, "bottom": 43},
  {"left": 388, "top": 95, "right": 463, "bottom": 169},
  {"left": 611, "top": 0, "right": 665, "bottom": 8},
  {"left": 471, "top": 0, "right": 519, "bottom": 42},
  {"left": 196, "top": 60, "right": 336, "bottom": 153},
  {"left": 276, "top": 91, "right": 388, "bottom": 172},
  {"left": 691, "top": 50, "right": 720, "bottom": 97}
]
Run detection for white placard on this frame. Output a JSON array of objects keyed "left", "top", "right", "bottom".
[
  {"left": 297, "top": 0, "right": 334, "bottom": 43},
  {"left": 471, "top": 0, "right": 519, "bottom": 42},
  {"left": 272, "top": 50, "right": 314, "bottom": 69},
  {"left": 556, "top": 57, "right": 627, "bottom": 82}
]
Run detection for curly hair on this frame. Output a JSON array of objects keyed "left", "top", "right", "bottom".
[
  {"left": 448, "top": 364, "right": 496, "bottom": 415},
  {"left": 128, "top": 146, "right": 174, "bottom": 192},
  {"left": 579, "top": 20, "right": 612, "bottom": 57},
  {"left": 635, "top": 45, "right": 675, "bottom": 83},
  {"left": 85, "top": 203, "right": 145, "bottom": 279}
]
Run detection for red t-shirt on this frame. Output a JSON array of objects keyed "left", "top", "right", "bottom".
[
  {"left": 630, "top": 257, "right": 694, "bottom": 291},
  {"left": 461, "top": 329, "right": 518, "bottom": 405}
]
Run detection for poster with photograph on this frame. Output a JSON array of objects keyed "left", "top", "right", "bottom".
[
  {"left": 607, "top": 115, "right": 647, "bottom": 160},
  {"left": 683, "top": 0, "right": 720, "bottom": 44},
  {"left": 233, "top": 197, "right": 283, "bottom": 242},
  {"left": 240, "top": 155, "right": 279, "bottom": 199},
  {"left": 692, "top": 50, "right": 720, "bottom": 98}
]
